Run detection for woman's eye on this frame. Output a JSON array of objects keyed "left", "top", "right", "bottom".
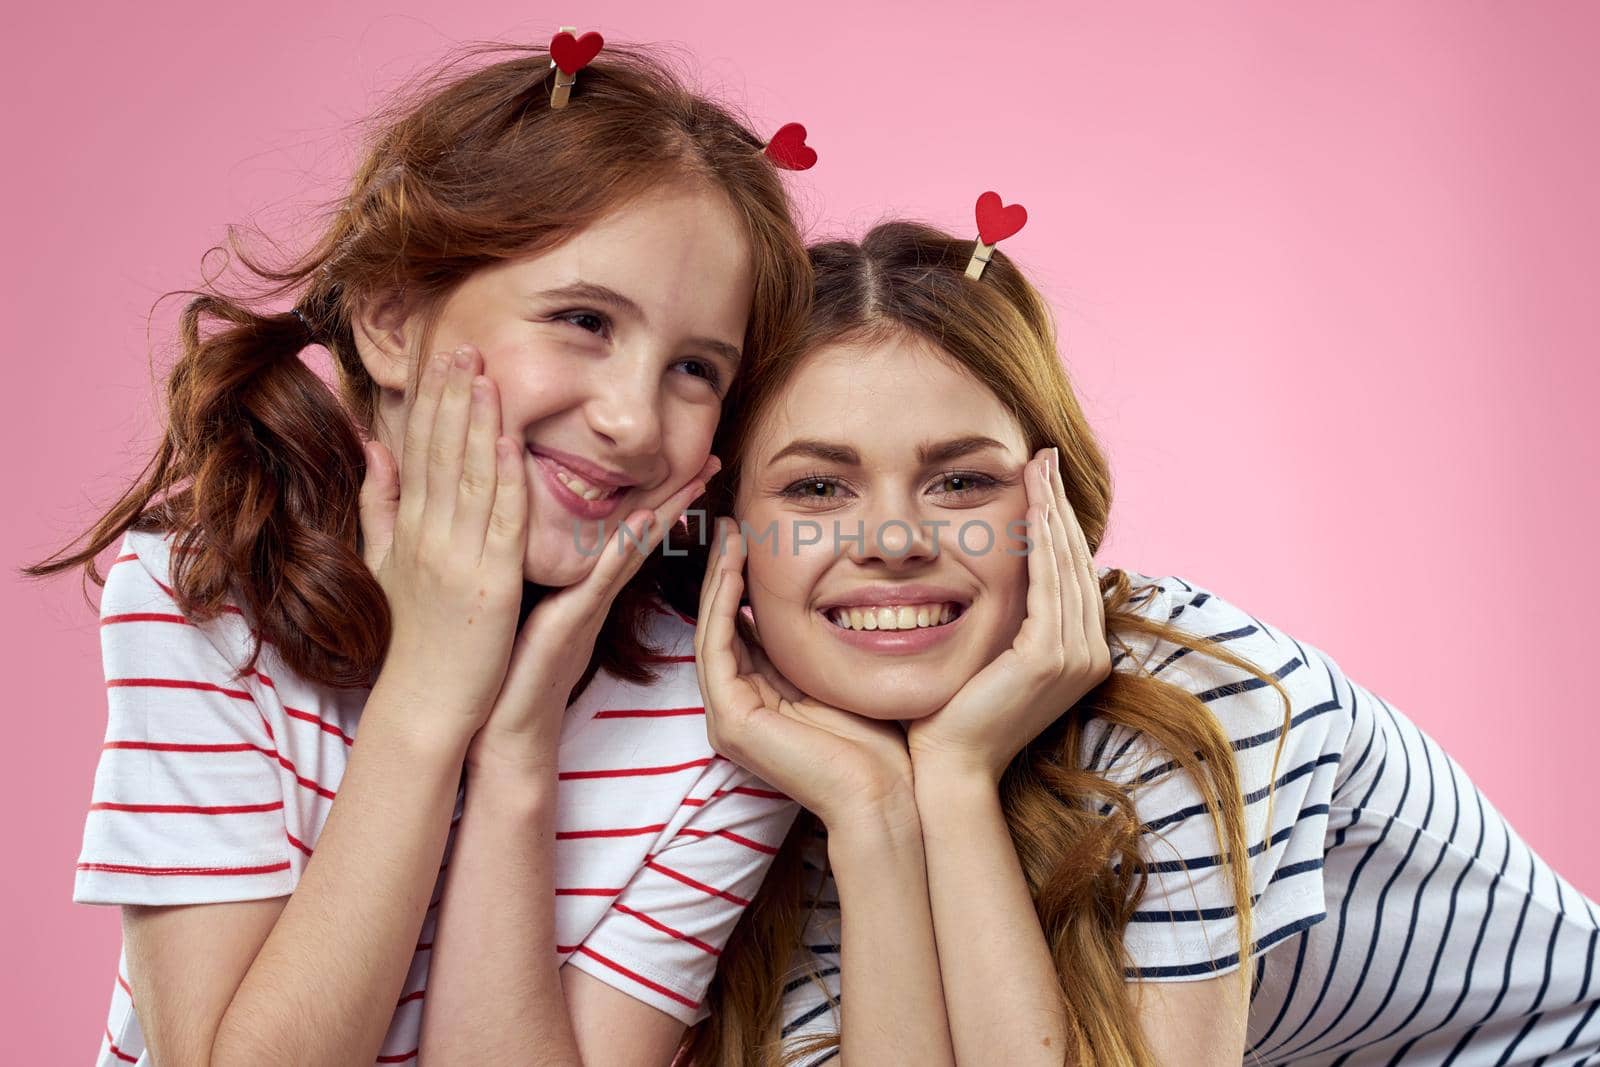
[
  {"left": 931, "top": 472, "right": 998, "bottom": 495},
  {"left": 780, "top": 477, "right": 844, "bottom": 500}
]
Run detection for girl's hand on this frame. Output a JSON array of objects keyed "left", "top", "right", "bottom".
[
  {"left": 464, "top": 454, "right": 721, "bottom": 771},
  {"left": 358, "top": 345, "right": 529, "bottom": 740},
  {"left": 694, "top": 518, "right": 916, "bottom": 832},
  {"left": 906, "top": 448, "right": 1112, "bottom": 784}
]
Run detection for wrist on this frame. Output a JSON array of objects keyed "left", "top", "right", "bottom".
[
  {"left": 820, "top": 780, "right": 922, "bottom": 849},
  {"left": 908, "top": 744, "right": 1004, "bottom": 791}
]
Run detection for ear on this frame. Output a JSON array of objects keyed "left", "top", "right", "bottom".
[{"left": 350, "top": 291, "right": 416, "bottom": 393}]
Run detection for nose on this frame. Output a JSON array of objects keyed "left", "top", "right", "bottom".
[
  {"left": 845, "top": 493, "right": 942, "bottom": 569},
  {"left": 583, "top": 352, "right": 663, "bottom": 459}
]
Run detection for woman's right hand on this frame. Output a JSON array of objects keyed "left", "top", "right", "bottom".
[
  {"left": 695, "top": 517, "right": 916, "bottom": 833},
  {"left": 358, "top": 344, "right": 528, "bottom": 738}
]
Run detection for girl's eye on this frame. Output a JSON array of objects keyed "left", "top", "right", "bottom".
[
  {"left": 673, "top": 358, "right": 724, "bottom": 392},
  {"left": 931, "top": 471, "right": 999, "bottom": 495},
  {"left": 558, "top": 310, "right": 609, "bottom": 336}
]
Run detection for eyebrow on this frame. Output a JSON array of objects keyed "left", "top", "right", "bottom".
[
  {"left": 534, "top": 281, "right": 743, "bottom": 366},
  {"left": 767, "top": 435, "right": 1011, "bottom": 467}
]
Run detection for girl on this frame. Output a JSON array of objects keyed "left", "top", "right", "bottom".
[
  {"left": 677, "top": 221, "right": 1600, "bottom": 1065},
  {"left": 30, "top": 41, "right": 811, "bottom": 1066}
]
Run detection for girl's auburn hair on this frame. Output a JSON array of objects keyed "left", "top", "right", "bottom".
[
  {"left": 666, "top": 222, "right": 1292, "bottom": 1065},
  {"left": 25, "top": 41, "right": 811, "bottom": 692}
]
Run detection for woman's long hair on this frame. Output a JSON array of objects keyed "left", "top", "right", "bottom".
[
  {"left": 25, "top": 42, "right": 811, "bottom": 694},
  {"left": 669, "top": 222, "right": 1291, "bottom": 1065}
]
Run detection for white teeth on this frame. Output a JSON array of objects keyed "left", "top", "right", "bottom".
[
  {"left": 827, "top": 603, "right": 961, "bottom": 632},
  {"left": 553, "top": 467, "right": 617, "bottom": 501}
]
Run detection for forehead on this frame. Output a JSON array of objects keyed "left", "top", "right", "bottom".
[
  {"left": 488, "top": 183, "right": 755, "bottom": 331},
  {"left": 750, "top": 331, "right": 1028, "bottom": 463}
]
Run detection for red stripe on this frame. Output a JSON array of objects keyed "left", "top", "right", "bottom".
[
  {"left": 103, "top": 740, "right": 265, "bottom": 754},
  {"left": 572, "top": 945, "right": 699, "bottom": 1010},
  {"left": 556, "top": 823, "right": 668, "bottom": 841},
  {"left": 593, "top": 706, "right": 704, "bottom": 719},
  {"left": 714, "top": 785, "right": 788, "bottom": 800},
  {"left": 377, "top": 1049, "right": 419, "bottom": 1063},
  {"left": 612, "top": 902, "right": 720, "bottom": 956},
  {"left": 105, "top": 1029, "right": 138, "bottom": 1063},
  {"left": 559, "top": 757, "right": 713, "bottom": 781},
  {"left": 555, "top": 887, "right": 623, "bottom": 897},
  {"left": 644, "top": 859, "right": 749, "bottom": 906},
  {"left": 396, "top": 988, "right": 426, "bottom": 1006},
  {"left": 416, "top": 940, "right": 433, "bottom": 951},
  {"left": 113, "top": 553, "right": 138, "bottom": 564},
  {"left": 641, "top": 653, "right": 695, "bottom": 664},
  {"left": 78, "top": 859, "right": 291, "bottom": 877},
  {"left": 101, "top": 612, "right": 190, "bottom": 626},
  {"left": 116, "top": 972, "right": 133, "bottom": 999},
  {"left": 679, "top": 827, "right": 779, "bottom": 855},
  {"left": 90, "top": 800, "right": 283, "bottom": 815},
  {"left": 107, "top": 677, "right": 252, "bottom": 701},
  {"left": 286, "top": 830, "right": 314, "bottom": 857},
  {"left": 557, "top": 943, "right": 580, "bottom": 953},
  {"left": 284, "top": 706, "right": 356, "bottom": 746},
  {"left": 680, "top": 797, "right": 706, "bottom": 808}
]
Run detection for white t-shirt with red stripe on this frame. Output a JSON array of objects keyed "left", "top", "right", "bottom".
[{"left": 76, "top": 529, "right": 798, "bottom": 1066}]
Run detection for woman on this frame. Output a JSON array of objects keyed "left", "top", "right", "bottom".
[
  {"left": 30, "top": 41, "right": 812, "bottom": 1066},
  {"left": 674, "top": 221, "right": 1600, "bottom": 1065}
]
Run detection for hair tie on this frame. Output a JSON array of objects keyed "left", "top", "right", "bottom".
[{"left": 290, "top": 306, "right": 318, "bottom": 344}]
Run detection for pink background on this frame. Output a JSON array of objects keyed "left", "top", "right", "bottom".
[{"left": 5, "top": 1, "right": 1597, "bottom": 1059}]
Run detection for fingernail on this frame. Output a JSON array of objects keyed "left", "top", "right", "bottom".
[
  {"left": 1050, "top": 446, "right": 1060, "bottom": 470},
  {"left": 705, "top": 455, "right": 723, "bottom": 476},
  {"left": 452, "top": 349, "right": 473, "bottom": 368}
]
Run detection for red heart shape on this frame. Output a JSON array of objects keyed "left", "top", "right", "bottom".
[
  {"left": 764, "top": 122, "right": 817, "bottom": 171},
  {"left": 975, "top": 191, "right": 1027, "bottom": 245},
  {"left": 550, "top": 31, "right": 603, "bottom": 74}
]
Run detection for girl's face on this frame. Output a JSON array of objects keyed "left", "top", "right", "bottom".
[
  {"left": 734, "top": 331, "right": 1034, "bottom": 720},
  {"left": 369, "top": 183, "right": 754, "bottom": 587}
]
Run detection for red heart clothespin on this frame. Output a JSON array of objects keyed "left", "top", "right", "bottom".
[
  {"left": 966, "top": 191, "right": 1028, "bottom": 279},
  {"left": 549, "top": 29, "right": 604, "bottom": 109},
  {"left": 763, "top": 123, "right": 817, "bottom": 171}
]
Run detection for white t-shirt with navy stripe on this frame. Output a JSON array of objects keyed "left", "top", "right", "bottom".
[
  {"left": 76, "top": 529, "right": 798, "bottom": 1066},
  {"left": 778, "top": 572, "right": 1599, "bottom": 1065}
]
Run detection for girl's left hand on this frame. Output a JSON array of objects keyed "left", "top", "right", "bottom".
[
  {"left": 906, "top": 448, "right": 1112, "bottom": 784},
  {"left": 465, "top": 455, "right": 721, "bottom": 772}
]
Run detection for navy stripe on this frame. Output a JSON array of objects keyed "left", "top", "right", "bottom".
[
  {"left": 781, "top": 966, "right": 839, "bottom": 997},
  {"left": 1127, "top": 910, "right": 1325, "bottom": 979},
  {"left": 781, "top": 998, "right": 836, "bottom": 1037}
]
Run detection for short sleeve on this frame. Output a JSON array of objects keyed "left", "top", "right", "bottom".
[
  {"left": 73, "top": 532, "right": 295, "bottom": 907},
  {"left": 1086, "top": 577, "right": 1335, "bottom": 981},
  {"left": 566, "top": 757, "right": 801, "bottom": 1024}
]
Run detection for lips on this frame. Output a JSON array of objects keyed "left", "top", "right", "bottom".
[{"left": 527, "top": 447, "right": 636, "bottom": 521}]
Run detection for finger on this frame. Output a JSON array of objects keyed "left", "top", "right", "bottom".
[
  {"left": 1042, "top": 452, "right": 1084, "bottom": 648},
  {"left": 1050, "top": 447, "right": 1104, "bottom": 639},
  {"left": 700, "top": 560, "right": 746, "bottom": 698},
  {"left": 485, "top": 435, "right": 530, "bottom": 569},
  {"left": 453, "top": 375, "right": 502, "bottom": 556},
  {"left": 398, "top": 352, "right": 451, "bottom": 531},
  {"left": 694, "top": 518, "right": 731, "bottom": 661},
  {"left": 357, "top": 440, "right": 400, "bottom": 571},
  {"left": 422, "top": 346, "right": 480, "bottom": 542},
  {"left": 1018, "top": 461, "right": 1063, "bottom": 661},
  {"left": 600, "top": 468, "right": 716, "bottom": 597}
]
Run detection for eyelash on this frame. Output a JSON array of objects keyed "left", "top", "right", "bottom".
[
  {"left": 554, "top": 309, "right": 724, "bottom": 392},
  {"left": 778, "top": 470, "right": 1004, "bottom": 501}
]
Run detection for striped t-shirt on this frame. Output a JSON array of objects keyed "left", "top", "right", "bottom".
[
  {"left": 779, "top": 572, "right": 1599, "bottom": 1065},
  {"left": 77, "top": 529, "right": 798, "bottom": 1067}
]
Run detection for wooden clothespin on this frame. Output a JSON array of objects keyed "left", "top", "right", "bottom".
[
  {"left": 549, "top": 27, "right": 603, "bottom": 109},
  {"left": 965, "top": 191, "right": 1028, "bottom": 280}
]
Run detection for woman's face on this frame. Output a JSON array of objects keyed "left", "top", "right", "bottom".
[
  {"left": 372, "top": 182, "right": 754, "bottom": 587},
  {"left": 734, "top": 330, "right": 1034, "bottom": 720}
]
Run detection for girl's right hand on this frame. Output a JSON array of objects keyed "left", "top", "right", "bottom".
[
  {"left": 694, "top": 517, "right": 916, "bottom": 833},
  {"left": 358, "top": 345, "right": 528, "bottom": 738}
]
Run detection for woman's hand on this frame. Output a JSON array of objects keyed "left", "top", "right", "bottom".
[
  {"left": 358, "top": 345, "right": 529, "bottom": 741},
  {"left": 695, "top": 517, "right": 916, "bottom": 832},
  {"left": 465, "top": 455, "right": 720, "bottom": 771},
  {"left": 906, "top": 448, "right": 1112, "bottom": 784}
]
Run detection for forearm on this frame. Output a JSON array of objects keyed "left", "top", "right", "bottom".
[
  {"left": 418, "top": 748, "right": 577, "bottom": 1065},
  {"left": 913, "top": 760, "right": 1069, "bottom": 1065},
  {"left": 212, "top": 677, "right": 470, "bottom": 1066},
  {"left": 824, "top": 799, "right": 955, "bottom": 1067}
]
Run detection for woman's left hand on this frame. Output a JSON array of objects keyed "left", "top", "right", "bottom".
[
  {"left": 465, "top": 456, "right": 720, "bottom": 772},
  {"left": 906, "top": 448, "right": 1112, "bottom": 784}
]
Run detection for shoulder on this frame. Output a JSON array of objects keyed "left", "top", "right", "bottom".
[{"left": 101, "top": 527, "right": 255, "bottom": 672}]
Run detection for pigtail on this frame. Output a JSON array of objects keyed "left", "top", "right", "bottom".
[{"left": 26, "top": 293, "right": 386, "bottom": 688}]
